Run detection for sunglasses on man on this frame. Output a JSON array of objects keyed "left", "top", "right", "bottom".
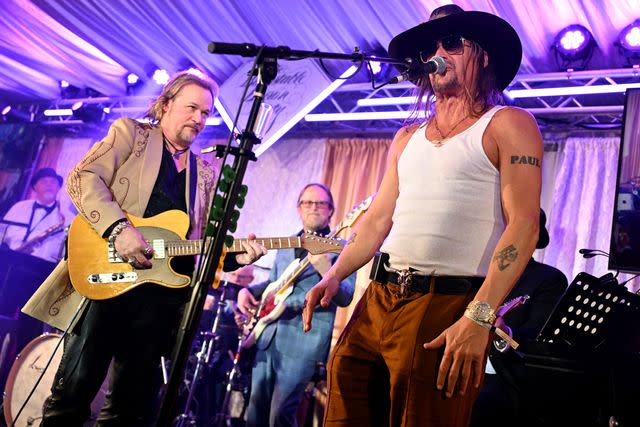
[{"left": 419, "top": 35, "right": 467, "bottom": 63}]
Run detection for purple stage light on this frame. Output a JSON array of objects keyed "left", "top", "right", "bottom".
[
  {"left": 152, "top": 69, "right": 170, "bottom": 85},
  {"left": 59, "top": 80, "right": 70, "bottom": 88},
  {"left": 555, "top": 25, "right": 592, "bottom": 56},
  {"left": 185, "top": 67, "right": 205, "bottom": 78},
  {"left": 127, "top": 73, "right": 140, "bottom": 85},
  {"left": 560, "top": 30, "right": 586, "bottom": 51},
  {"left": 71, "top": 101, "right": 83, "bottom": 111},
  {"left": 620, "top": 20, "right": 640, "bottom": 51},
  {"left": 553, "top": 25, "right": 595, "bottom": 69},
  {"left": 625, "top": 27, "right": 640, "bottom": 47},
  {"left": 2, "top": 106, "right": 11, "bottom": 115},
  {"left": 617, "top": 19, "right": 640, "bottom": 65}
]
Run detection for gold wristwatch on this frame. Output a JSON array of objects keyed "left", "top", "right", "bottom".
[{"left": 465, "top": 300, "right": 496, "bottom": 325}]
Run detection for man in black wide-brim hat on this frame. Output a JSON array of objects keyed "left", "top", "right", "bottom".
[{"left": 303, "top": 4, "right": 543, "bottom": 426}]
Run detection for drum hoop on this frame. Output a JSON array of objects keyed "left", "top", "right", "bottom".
[{"left": 3, "top": 333, "right": 63, "bottom": 425}]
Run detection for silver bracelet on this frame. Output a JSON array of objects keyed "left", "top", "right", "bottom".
[{"left": 108, "top": 220, "right": 131, "bottom": 246}]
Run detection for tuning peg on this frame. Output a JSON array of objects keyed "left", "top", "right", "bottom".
[
  {"left": 218, "top": 180, "right": 230, "bottom": 193},
  {"left": 225, "top": 235, "right": 234, "bottom": 248},
  {"left": 236, "top": 195, "right": 245, "bottom": 209},
  {"left": 222, "top": 165, "right": 237, "bottom": 181},
  {"left": 213, "top": 194, "right": 224, "bottom": 209},
  {"left": 228, "top": 221, "right": 237, "bottom": 233},
  {"left": 231, "top": 209, "right": 240, "bottom": 222},
  {"left": 239, "top": 184, "right": 248, "bottom": 197}
]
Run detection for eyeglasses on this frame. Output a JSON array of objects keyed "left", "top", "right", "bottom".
[
  {"left": 298, "top": 200, "right": 332, "bottom": 209},
  {"left": 419, "top": 35, "right": 467, "bottom": 63}
]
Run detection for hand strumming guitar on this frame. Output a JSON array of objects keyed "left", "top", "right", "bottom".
[
  {"left": 237, "top": 288, "right": 259, "bottom": 316},
  {"left": 115, "top": 224, "right": 153, "bottom": 269}
]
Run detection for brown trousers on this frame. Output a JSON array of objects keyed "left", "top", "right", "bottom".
[{"left": 325, "top": 280, "right": 482, "bottom": 427}]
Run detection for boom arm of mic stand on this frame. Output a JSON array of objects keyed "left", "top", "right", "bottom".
[{"left": 155, "top": 57, "right": 273, "bottom": 427}]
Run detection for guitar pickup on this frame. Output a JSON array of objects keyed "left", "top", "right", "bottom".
[{"left": 87, "top": 272, "right": 138, "bottom": 284}]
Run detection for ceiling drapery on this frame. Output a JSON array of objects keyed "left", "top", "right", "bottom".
[{"left": 0, "top": 0, "right": 639, "bottom": 103}]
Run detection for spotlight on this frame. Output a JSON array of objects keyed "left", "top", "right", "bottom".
[
  {"left": 2, "top": 106, "right": 11, "bottom": 115},
  {"left": 125, "top": 72, "right": 143, "bottom": 95},
  {"left": 59, "top": 80, "right": 70, "bottom": 88},
  {"left": 616, "top": 19, "right": 640, "bottom": 66},
  {"left": 127, "top": 73, "right": 140, "bottom": 85},
  {"left": 553, "top": 24, "right": 596, "bottom": 70},
  {"left": 152, "top": 69, "right": 170, "bottom": 85},
  {"left": 71, "top": 101, "right": 83, "bottom": 111}
]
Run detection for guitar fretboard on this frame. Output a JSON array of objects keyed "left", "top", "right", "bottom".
[{"left": 165, "top": 236, "right": 303, "bottom": 257}]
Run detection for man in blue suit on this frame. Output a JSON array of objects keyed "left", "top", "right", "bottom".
[{"left": 237, "top": 183, "right": 356, "bottom": 427}]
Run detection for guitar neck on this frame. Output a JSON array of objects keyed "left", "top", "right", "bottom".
[{"left": 165, "top": 236, "right": 305, "bottom": 257}]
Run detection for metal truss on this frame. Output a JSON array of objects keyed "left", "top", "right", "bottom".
[
  {"left": 4, "top": 68, "right": 639, "bottom": 137},
  {"left": 299, "top": 67, "right": 640, "bottom": 133}
]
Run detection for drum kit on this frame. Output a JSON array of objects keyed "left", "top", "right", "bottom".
[
  {"left": 2, "top": 333, "right": 109, "bottom": 427},
  {"left": 1, "top": 280, "right": 249, "bottom": 427}
]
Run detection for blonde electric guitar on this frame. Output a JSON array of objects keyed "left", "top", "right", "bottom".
[
  {"left": 67, "top": 210, "right": 343, "bottom": 300},
  {"left": 241, "top": 195, "right": 374, "bottom": 349}
]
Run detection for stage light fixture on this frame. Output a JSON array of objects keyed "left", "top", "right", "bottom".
[
  {"left": 59, "top": 81, "right": 81, "bottom": 99},
  {"left": 2, "top": 106, "right": 11, "bottom": 115},
  {"left": 152, "top": 69, "right": 170, "bottom": 85},
  {"left": 616, "top": 19, "right": 640, "bottom": 66},
  {"left": 59, "top": 80, "right": 70, "bottom": 88},
  {"left": 552, "top": 24, "right": 596, "bottom": 70},
  {"left": 127, "top": 73, "right": 140, "bottom": 85}
]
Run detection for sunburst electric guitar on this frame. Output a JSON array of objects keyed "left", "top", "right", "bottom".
[
  {"left": 241, "top": 195, "right": 374, "bottom": 349},
  {"left": 67, "top": 210, "right": 343, "bottom": 300}
]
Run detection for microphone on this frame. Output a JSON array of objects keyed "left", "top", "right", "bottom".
[
  {"left": 424, "top": 56, "right": 446, "bottom": 75},
  {"left": 388, "top": 56, "right": 446, "bottom": 84}
]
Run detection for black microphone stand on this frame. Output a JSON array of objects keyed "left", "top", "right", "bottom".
[{"left": 156, "top": 42, "right": 405, "bottom": 426}]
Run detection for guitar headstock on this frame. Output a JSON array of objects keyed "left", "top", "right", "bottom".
[
  {"left": 333, "top": 193, "right": 375, "bottom": 235},
  {"left": 300, "top": 233, "right": 344, "bottom": 254},
  {"left": 496, "top": 294, "right": 530, "bottom": 318}
]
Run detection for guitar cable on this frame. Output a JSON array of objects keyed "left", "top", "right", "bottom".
[{"left": 10, "top": 297, "right": 87, "bottom": 427}]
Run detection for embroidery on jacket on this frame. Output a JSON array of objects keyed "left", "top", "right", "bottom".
[{"left": 48, "top": 282, "right": 76, "bottom": 316}]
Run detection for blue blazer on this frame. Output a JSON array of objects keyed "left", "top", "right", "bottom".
[{"left": 248, "top": 247, "right": 356, "bottom": 363}]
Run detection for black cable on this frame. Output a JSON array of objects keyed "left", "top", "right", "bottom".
[{"left": 318, "top": 56, "right": 364, "bottom": 80}]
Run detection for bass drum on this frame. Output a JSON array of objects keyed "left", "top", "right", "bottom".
[{"left": 3, "top": 333, "right": 109, "bottom": 427}]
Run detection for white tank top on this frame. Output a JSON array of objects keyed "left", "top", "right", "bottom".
[{"left": 380, "top": 105, "right": 506, "bottom": 276}]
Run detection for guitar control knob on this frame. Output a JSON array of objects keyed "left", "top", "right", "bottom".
[
  {"left": 91, "top": 274, "right": 99, "bottom": 283},
  {"left": 112, "top": 274, "right": 118, "bottom": 281},
  {"left": 119, "top": 273, "right": 124, "bottom": 279}
]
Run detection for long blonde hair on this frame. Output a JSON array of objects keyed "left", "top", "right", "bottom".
[{"left": 145, "top": 72, "right": 219, "bottom": 123}]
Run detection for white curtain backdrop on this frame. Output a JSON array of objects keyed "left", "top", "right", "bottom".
[{"left": 540, "top": 135, "right": 639, "bottom": 292}]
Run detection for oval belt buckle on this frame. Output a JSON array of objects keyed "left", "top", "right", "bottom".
[{"left": 397, "top": 269, "right": 412, "bottom": 298}]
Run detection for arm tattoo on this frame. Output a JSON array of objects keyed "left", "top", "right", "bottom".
[
  {"left": 510, "top": 155, "right": 540, "bottom": 168},
  {"left": 347, "top": 233, "right": 357, "bottom": 245},
  {"left": 493, "top": 244, "right": 518, "bottom": 271}
]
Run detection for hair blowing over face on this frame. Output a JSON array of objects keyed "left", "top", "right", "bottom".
[
  {"left": 145, "top": 72, "right": 219, "bottom": 123},
  {"left": 407, "top": 40, "right": 505, "bottom": 124}
]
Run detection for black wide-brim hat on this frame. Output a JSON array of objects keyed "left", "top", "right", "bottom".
[
  {"left": 388, "top": 5, "right": 522, "bottom": 90},
  {"left": 30, "top": 167, "right": 63, "bottom": 188}
]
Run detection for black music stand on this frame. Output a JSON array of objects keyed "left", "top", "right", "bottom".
[
  {"left": 535, "top": 272, "right": 640, "bottom": 426},
  {"left": 538, "top": 272, "right": 640, "bottom": 352}
]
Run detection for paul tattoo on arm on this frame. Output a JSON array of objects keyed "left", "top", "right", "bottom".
[{"left": 510, "top": 155, "right": 541, "bottom": 167}]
